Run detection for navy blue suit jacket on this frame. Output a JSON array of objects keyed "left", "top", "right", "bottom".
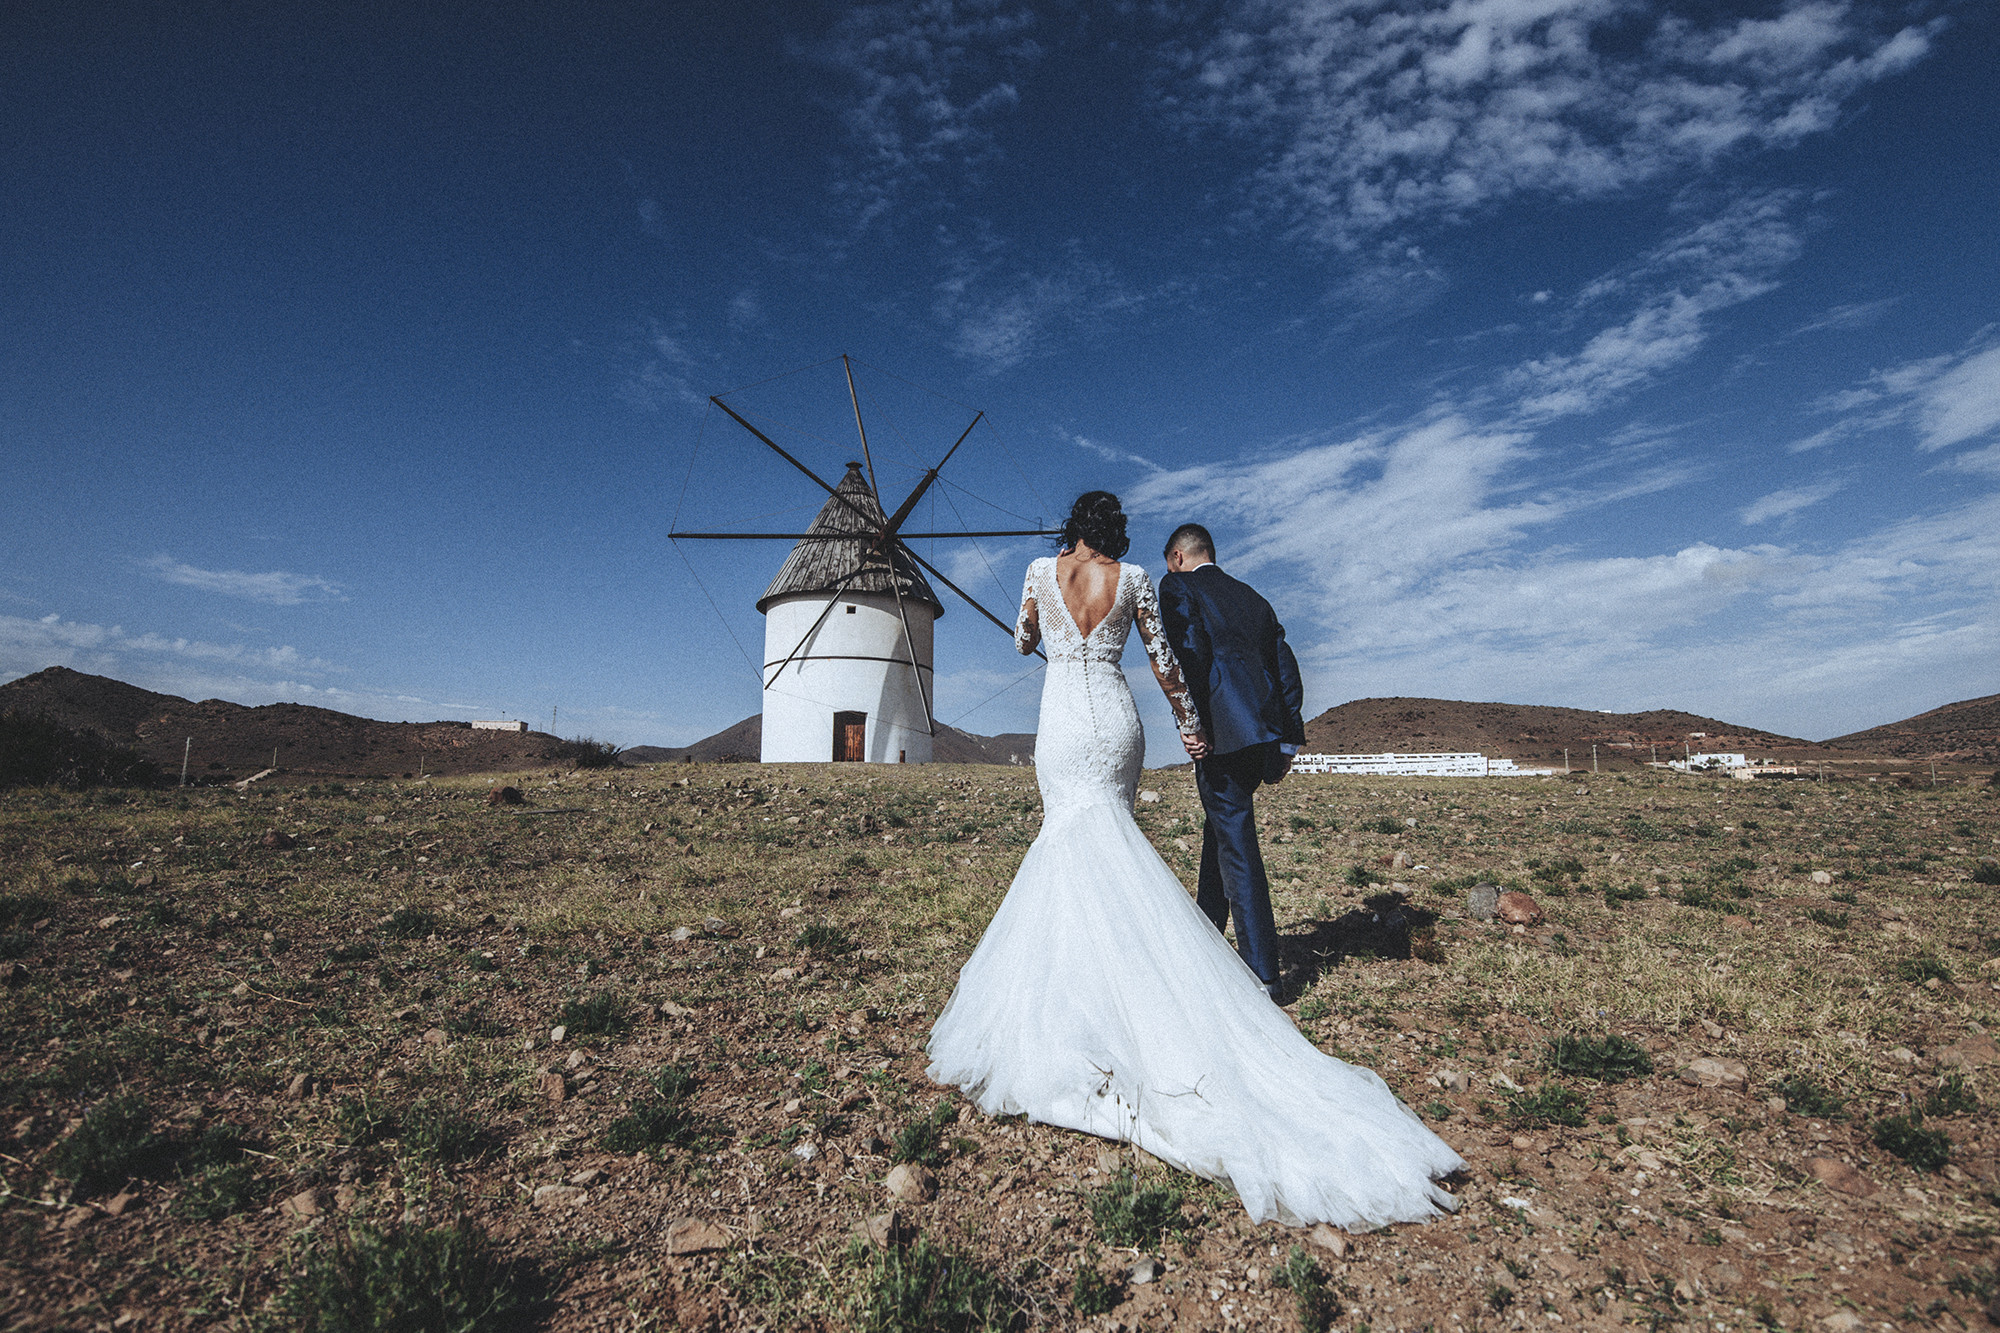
[{"left": 1157, "top": 564, "right": 1306, "bottom": 757}]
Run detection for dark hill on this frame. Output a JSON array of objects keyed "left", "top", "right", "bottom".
[
  {"left": 1302, "top": 697, "right": 1823, "bottom": 770},
  {"left": 0, "top": 666, "right": 563, "bottom": 781},
  {"left": 1822, "top": 692, "right": 2000, "bottom": 763},
  {"left": 621, "top": 716, "right": 1035, "bottom": 766}
]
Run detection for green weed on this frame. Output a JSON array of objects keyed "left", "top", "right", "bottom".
[
  {"left": 1546, "top": 1033, "right": 1653, "bottom": 1082},
  {"left": 557, "top": 990, "right": 630, "bottom": 1038},
  {"left": 845, "top": 1236, "right": 1019, "bottom": 1333},
  {"left": 892, "top": 1102, "right": 959, "bottom": 1169},
  {"left": 1271, "top": 1245, "right": 1341, "bottom": 1333},
  {"left": 276, "top": 1219, "right": 525, "bottom": 1332},
  {"left": 1771, "top": 1075, "right": 1845, "bottom": 1119},
  {"left": 1873, "top": 1114, "right": 1950, "bottom": 1171},
  {"left": 1505, "top": 1084, "right": 1588, "bottom": 1128},
  {"left": 1088, "top": 1170, "right": 1184, "bottom": 1247}
]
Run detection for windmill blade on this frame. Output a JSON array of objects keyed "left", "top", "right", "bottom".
[
  {"left": 762, "top": 564, "right": 874, "bottom": 689},
  {"left": 842, "top": 354, "right": 883, "bottom": 508},
  {"left": 899, "top": 543, "right": 1046, "bottom": 663},
  {"left": 884, "top": 569, "right": 936, "bottom": 737},
  {"left": 875, "top": 412, "right": 982, "bottom": 550},
  {"left": 709, "top": 396, "right": 881, "bottom": 533}
]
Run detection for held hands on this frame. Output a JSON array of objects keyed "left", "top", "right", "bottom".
[{"left": 1182, "top": 729, "right": 1212, "bottom": 761}]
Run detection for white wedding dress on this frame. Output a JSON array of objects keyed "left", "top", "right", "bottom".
[{"left": 926, "top": 557, "right": 1464, "bottom": 1228}]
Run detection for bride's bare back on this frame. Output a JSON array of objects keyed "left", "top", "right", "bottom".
[{"left": 1054, "top": 545, "right": 1123, "bottom": 638}]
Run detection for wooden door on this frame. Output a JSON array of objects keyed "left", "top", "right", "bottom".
[{"left": 833, "top": 711, "right": 866, "bottom": 762}]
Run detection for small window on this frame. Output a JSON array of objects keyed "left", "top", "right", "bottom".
[{"left": 845, "top": 605, "right": 857, "bottom": 614}]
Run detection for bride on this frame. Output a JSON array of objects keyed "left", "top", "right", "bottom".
[{"left": 926, "top": 492, "right": 1463, "bottom": 1229}]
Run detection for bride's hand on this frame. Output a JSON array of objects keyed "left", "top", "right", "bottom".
[{"left": 1183, "top": 729, "right": 1211, "bottom": 761}]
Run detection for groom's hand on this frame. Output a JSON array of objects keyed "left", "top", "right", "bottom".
[{"left": 1183, "top": 729, "right": 1211, "bottom": 761}]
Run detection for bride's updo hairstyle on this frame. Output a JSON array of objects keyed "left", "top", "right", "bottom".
[{"left": 1061, "top": 491, "right": 1130, "bottom": 559}]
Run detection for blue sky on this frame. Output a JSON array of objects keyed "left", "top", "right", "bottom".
[{"left": 4, "top": 0, "right": 1996, "bottom": 762}]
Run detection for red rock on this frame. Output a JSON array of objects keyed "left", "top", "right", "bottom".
[
  {"left": 1803, "top": 1156, "right": 1878, "bottom": 1199},
  {"left": 1679, "top": 1057, "right": 1748, "bottom": 1088},
  {"left": 664, "top": 1217, "right": 731, "bottom": 1253},
  {"left": 1937, "top": 1032, "right": 1998, "bottom": 1069},
  {"left": 884, "top": 1162, "right": 938, "bottom": 1203},
  {"left": 486, "top": 786, "right": 523, "bottom": 807},
  {"left": 1307, "top": 1223, "right": 1350, "bottom": 1258},
  {"left": 1496, "top": 891, "right": 1543, "bottom": 925},
  {"left": 260, "top": 831, "right": 297, "bottom": 850},
  {"left": 538, "top": 1070, "right": 566, "bottom": 1103}
]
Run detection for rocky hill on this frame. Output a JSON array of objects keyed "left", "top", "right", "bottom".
[
  {"left": 1822, "top": 692, "right": 2000, "bottom": 763},
  {"left": 1301, "top": 697, "right": 1822, "bottom": 770}
]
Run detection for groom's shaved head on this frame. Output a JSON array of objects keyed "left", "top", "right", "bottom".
[{"left": 1164, "top": 524, "right": 1214, "bottom": 563}]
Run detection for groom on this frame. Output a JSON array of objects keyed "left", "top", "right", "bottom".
[{"left": 1158, "top": 524, "right": 1306, "bottom": 1002}]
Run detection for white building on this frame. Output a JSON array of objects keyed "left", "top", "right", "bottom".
[
  {"left": 471, "top": 720, "right": 527, "bottom": 732},
  {"left": 1289, "top": 751, "right": 1557, "bottom": 777},
  {"left": 1666, "top": 752, "right": 1747, "bottom": 772},
  {"left": 758, "top": 463, "right": 941, "bottom": 764}
]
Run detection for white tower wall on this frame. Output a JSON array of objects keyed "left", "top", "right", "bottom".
[{"left": 760, "top": 590, "right": 935, "bottom": 763}]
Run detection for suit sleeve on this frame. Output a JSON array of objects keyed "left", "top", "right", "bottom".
[{"left": 1273, "top": 620, "right": 1306, "bottom": 746}]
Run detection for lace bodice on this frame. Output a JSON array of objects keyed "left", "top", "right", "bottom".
[{"left": 1014, "top": 558, "right": 1201, "bottom": 736}]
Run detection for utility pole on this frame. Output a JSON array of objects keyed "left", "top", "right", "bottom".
[
  {"left": 1564, "top": 748, "right": 1570, "bottom": 773},
  {"left": 180, "top": 739, "right": 190, "bottom": 787},
  {"left": 1592, "top": 744, "right": 1599, "bottom": 774},
  {"left": 551, "top": 704, "right": 558, "bottom": 736}
]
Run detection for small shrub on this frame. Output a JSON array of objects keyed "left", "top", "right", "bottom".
[
  {"left": 46, "top": 1093, "right": 175, "bottom": 1196},
  {"left": 1972, "top": 863, "right": 2000, "bottom": 886},
  {"left": 335, "top": 1095, "right": 399, "bottom": 1146},
  {"left": 602, "top": 1064, "right": 707, "bottom": 1154},
  {"left": 558, "top": 991, "right": 631, "bottom": 1038},
  {"left": 1364, "top": 816, "right": 1403, "bottom": 835},
  {"left": 1546, "top": 1034, "right": 1653, "bottom": 1083},
  {"left": 1089, "top": 1170, "right": 1184, "bottom": 1247},
  {"left": 1344, "top": 864, "right": 1379, "bottom": 888},
  {"left": 0, "top": 710, "right": 161, "bottom": 790},
  {"left": 846, "top": 1236, "right": 1017, "bottom": 1333},
  {"left": 795, "top": 923, "right": 855, "bottom": 956},
  {"left": 402, "top": 1101, "right": 487, "bottom": 1165},
  {"left": 553, "top": 736, "right": 622, "bottom": 769},
  {"left": 176, "top": 1160, "right": 262, "bottom": 1219},
  {"left": 1771, "top": 1074, "right": 1845, "bottom": 1119},
  {"left": 1602, "top": 883, "right": 1646, "bottom": 908},
  {"left": 1505, "top": 1084, "right": 1587, "bottom": 1128},
  {"left": 1071, "top": 1251, "right": 1119, "bottom": 1318},
  {"left": 1803, "top": 906, "right": 1850, "bottom": 928},
  {"left": 277, "top": 1219, "right": 522, "bottom": 1333},
  {"left": 1873, "top": 1114, "right": 1950, "bottom": 1172},
  {"left": 1922, "top": 1073, "right": 1980, "bottom": 1118},
  {"left": 1895, "top": 955, "right": 1953, "bottom": 984},
  {"left": 381, "top": 907, "right": 440, "bottom": 939},
  {"left": 892, "top": 1102, "right": 959, "bottom": 1169},
  {"left": 0, "top": 893, "right": 56, "bottom": 929},
  {"left": 1297, "top": 995, "right": 1330, "bottom": 1022},
  {"left": 1271, "top": 1245, "right": 1340, "bottom": 1333},
  {"left": 328, "top": 940, "right": 379, "bottom": 964}
]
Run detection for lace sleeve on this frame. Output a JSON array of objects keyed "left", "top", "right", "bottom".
[
  {"left": 1013, "top": 563, "right": 1041, "bottom": 656},
  {"left": 1132, "top": 570, "right": 1203, "bottom": 736}
]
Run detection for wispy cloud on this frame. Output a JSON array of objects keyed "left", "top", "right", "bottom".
[
  {"left": 1739, "top": 477, "right": 1843, "bottom": 524},
  {"left": 1507, "top": 192, "right": 1802, "bottom": 420},
  {"left": 1158, "top": 1, "right": 1941, "bottom": 249},
  {"left": 934, "top": 241, "right": 1146, "bottom": 371},
  {"left": 1785, "top": 296, "right": 1898, "bottom": 339},
  {"left": 2, "top": 612, "right": 338, "bottom": 676},
  {"left": 1062, "top": 429, "right": 1160, "bottom": 471},
  {"left": 815, "top": 0, "right": 1042, "bottom": 230},
  {"left": 622, "top": 325, "right": 708, "bottom": 411},
  {"left": 141, "top": 555, "right": 345, "bottom": 606},
  {"left": 1793, "top": 327, "right": 2000, "bottom": 456}
]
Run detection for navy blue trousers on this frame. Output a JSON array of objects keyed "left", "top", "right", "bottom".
[{"left": 1195, "top": 742, "right": 1281, "bottom": 993}]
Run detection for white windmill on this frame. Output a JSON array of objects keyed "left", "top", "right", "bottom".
[{"left": 672, "top": 356, "right": 1056, "bottom": 764}]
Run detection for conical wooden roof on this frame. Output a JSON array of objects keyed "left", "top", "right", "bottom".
[{"left": 756, "top": 463, "right": 944, "bottom": 616}]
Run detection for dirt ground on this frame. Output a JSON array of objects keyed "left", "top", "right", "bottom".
[{"left": 2, "top": 763, "right": 1997, "bottom": 1331}]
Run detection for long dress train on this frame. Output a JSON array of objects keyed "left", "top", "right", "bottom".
[{"left": 925, "top": 557, "right": 1463, "bottom": 1228}]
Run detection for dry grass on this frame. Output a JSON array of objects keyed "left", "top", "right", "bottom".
[{"left": 0, "top": 763, "right": 1996, "bottom": 1330}]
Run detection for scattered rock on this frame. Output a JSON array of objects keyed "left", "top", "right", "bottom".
[
  {"left": 862, "top": 1210, "right": 914, "bottom": 1249},
  {"left": 1496, "top": 891, "right": 1543, "bottom": 926},
  {"left": 670, "top": 926, "right": 695, "bottom": 942},
  {"left": 884, "top": 1162, "right": 938, "bottom": 1204},
  {"left": 1129, "top": 1256, "right": 1162, "bottom": 1284},
  {"left": 1937, "top": 1032, "right": 1999, "bottom": 1069},
  {"left": 567, "top": 1167, "right": 606, "bottom": 1187},
  {"left": 663, "top": 1217, "right": 731, "bottom": 1254},
  {"left": 657, "top": 1000, "right": 694, "bottom": 1019},
  {"left": 2, "top": 962, "right": 26, "bottom": 988},
  {"left": 792, "top": 1142, "right": 819, "bottom": 1162},
  {"left": 261, "top": 831, "right": 297, "bottom": 850},
  {"left": 1095, "top": 1149, "right": 1124, "bottom": 1175},
  {"left": 701, "top": 916, "right": 740, "bottom": 939},
  {"left": 1820, "top": 1312, "right": 1864, "bottom": 1332},
  {"left": 99, "top": 916, "right": 124, "bottom": 931},
  {"left": 1390, "top": 849, "right": 1415, "bottom": 870},
  {"left": 101, "top": 1190, "right": 139, "bottom": 1217},
  {"left": 422, "top": 1028, "right": 448, "bottom": 1047},
  {"left": 1467, "top": 883, "right": 1500, "bottom": 920},
  {"left": 1803, "top": 1156, "right": 1879, "bottom": 1199},
  {"left": 538, "top": 1071, "right": 567, "bottom": 1103},
  {"left": 532, "top": 1184, "right": 587, "bottom": 1210},
  {"left": 1137, "top": 790, "right": 1160, "bottom": 804},
  {"left": 230, "top": 981, "right": 251, "bottom": 998},
  {"left": 367, "top": 814, "right": 388, "bottom": 824},
  {"left": 1428, "top": 1070, "right": 1472, "bottom": 1092},
  {"left": 1887, "top": 1047, "right": 1917, "bottom": 1063},
  {"left": 1489, "top": 1072, "right": 1525, "bottom": 1093},
  {"left": 1307, "top": 1223, "right": 1350, "bottom": 1259},
  {"left": 280, "top": 1189, "right": 323, "bottom": 1219},
  {"left": 284, "top": 1073, "right": 315, "bottom": 1100},
  {"left": 486, "top": 786, "right": 523, "bottom": 807},
  {"left": 1679, "top": 1057, "right": 1748, "bottom": 1089},
  {"left": 1809, "top": 870, "right": 1833, "bottom": 885},
  {"left": 60, "top": 1205, "right": 95, "bottom": 1231},
  {"left": 549, "top": 1025, "right": 567, "bottom": 1043}
]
